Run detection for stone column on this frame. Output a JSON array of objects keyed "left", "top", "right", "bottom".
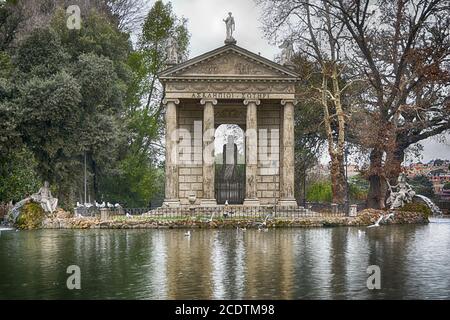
[
  {"left": 243, "top": 99, "right": 260, "bottom": 206},
  {"left": 163, "top": 98, "right": 180, "bottom": 208},
  {"left": 200, "top": 98, "right": 217, "bottom": 206},
  {"left": 279, "top": 99, "right": 297, "bottom": 207}
]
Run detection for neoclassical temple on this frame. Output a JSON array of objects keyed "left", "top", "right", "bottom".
[{"left": 159, "top": 29, "right": 299, "bottom": 208}]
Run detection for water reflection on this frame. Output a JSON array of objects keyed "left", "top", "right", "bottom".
[{"left": 0, "top": 223, "right": 449, "bottom": 299}]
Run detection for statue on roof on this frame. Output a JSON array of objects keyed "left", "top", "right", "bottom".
[
  {"left": 223, "top": 12, "right": 236, "bottom": 44},
  {"left": 166, "top": 36, "right": 178, "bottom": 64},
  {"left": 279, "top": 39, "right": 294, "bottom": 65}
]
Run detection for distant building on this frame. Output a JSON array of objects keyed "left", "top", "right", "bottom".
[
  {"left": 405, "top": 162, "right": 430, "bottom": 177},
  {"left": 404, "top": 159, "right": 450, "bottom": 195},
  {"left": 428, "top": 171, "right": 450, "bottom": 193}
]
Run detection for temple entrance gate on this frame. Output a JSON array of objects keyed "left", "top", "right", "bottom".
[{"left": 215, "top": 124, "right": 245, "bottom": 204}]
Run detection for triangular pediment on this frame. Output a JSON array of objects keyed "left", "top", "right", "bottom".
[{"left": 159, "top": 44, "right": 299, "bottom": 80}]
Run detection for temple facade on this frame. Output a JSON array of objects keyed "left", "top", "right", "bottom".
[{"left": 159, "top": 43, "right": 299, "bottom": 207}]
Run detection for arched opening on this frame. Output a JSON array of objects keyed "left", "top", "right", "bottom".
[{"left": 214, "top": 124, "right": 245, "bottom": 204}]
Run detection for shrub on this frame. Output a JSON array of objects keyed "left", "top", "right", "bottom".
[
  {"left": 306, "top": 181, "right": 332, "bottom": 202},
  {"left": 15, "top": 202, "right": 46, "bottom": 230}
]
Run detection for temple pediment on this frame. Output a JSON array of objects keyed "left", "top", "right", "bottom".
[{"left": 159, "top": 44, "right": 299, "bottom": 81}]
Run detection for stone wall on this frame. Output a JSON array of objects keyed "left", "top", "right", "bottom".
[
  {"left": 257, "top": 104, "right": 281, "bottom": 205},
  {"left": 178, "top": 104, "right": 203, "bottom": 204}
]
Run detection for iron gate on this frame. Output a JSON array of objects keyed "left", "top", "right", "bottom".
[{"left": 215, "top": 164, "right": 245, "bottom": 204}]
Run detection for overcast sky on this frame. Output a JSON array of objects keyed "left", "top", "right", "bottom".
[{"left": 162, "top": 0, "right": 450, "bottom": 163}]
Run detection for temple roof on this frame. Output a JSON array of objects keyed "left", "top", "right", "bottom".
[{"left": 159, "top": 44, "right": 300, "bottom": 82}]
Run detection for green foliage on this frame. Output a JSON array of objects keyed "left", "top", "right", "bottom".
[
  {"left": 306, "top": 176, "right": 368, "bottom": 203},
  {"left": 0, "top": 148, "right": 40, "bottom": 202},
  {"left": 0, "top": 2, "right": 189, "bottom": 209},
  {"left": 100, "top": 155, "right": 165, "bottom": 207},
  {"left": 0, "top": 51, "right": 12, "bottom": 77},
  {"left": 444, "top": 182, "right": 450, "bottom": 190},
  {"left": 399, "top": 202, "right": 432, "bottom": 219},
  {"left": 306, "top": 181, "right": 332, "bottom": 202},
  {"left": 408, "top": 175, "right": 435, "bottom": 199},
  {"left": 348, "top": 174, "right": 369, "bottom": 201},
  {"left": 14, "top": 27, "right": 69, "bottom": 77},
  {"left": 15, "top": 201, "right": 45, "bottom": 230},
  {"left": 0, "top": 0, "right": 22, "bottom": 51},
  {"left": 18, "top": 71, "right": 82, "bottom": 181}
]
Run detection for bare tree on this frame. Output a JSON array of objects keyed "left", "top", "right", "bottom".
[
  {"left": 256, "top": 0, "right": 450, "bottom": 208},
  {"left": 326, "top": 0, "right": 450, "bottom": 208},
  {"left": 257, "top": 0, "right": 356, "bottom": 204}
]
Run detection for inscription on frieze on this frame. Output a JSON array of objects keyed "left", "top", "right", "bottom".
[
  {"left": 191, "top": 92, "right": 271, "bottom": 99},
  {"left": 166, "top": 82, "right": 296, "bottom": 94}
]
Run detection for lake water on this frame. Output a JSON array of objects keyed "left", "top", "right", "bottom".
[{"left": 1, "top": 219, "right": 450, "bottom": 299}]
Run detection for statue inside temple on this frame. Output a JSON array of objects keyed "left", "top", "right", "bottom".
[
  {"left": 222, "top": 135, "right": 238, "bottom": 180},
  {"left": 31, "top": 181, "right": 58, "bottom": 214},
  {"left": 386, "top": 173, "right": 415, "bottom": 210}
]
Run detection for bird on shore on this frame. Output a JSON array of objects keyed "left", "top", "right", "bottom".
[
  {"left": 125, "top": 213, "right": 132, "bottom": 218},
  {"left": 384, "top": 212, "right": 395, "bottom": 222},
  {"left": 367, "top": 214, "right": 384, "bottom": 228},
  {"left": 202, "top": 212, "right": 214, "bottom": 223},
  {"left": 253, "top": 213, "right": 271, "bottom": 229}
]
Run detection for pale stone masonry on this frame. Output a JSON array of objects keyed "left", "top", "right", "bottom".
[{"left": 159, "top": 43, "right": 300, "bottom": 207}]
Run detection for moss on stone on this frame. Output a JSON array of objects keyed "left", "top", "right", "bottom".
[
  {"left": 15, "top": 202, "right": 46, "bottom": 230},
  {"left": 398, "top": 202, "right": 432, "bottom": 219}
]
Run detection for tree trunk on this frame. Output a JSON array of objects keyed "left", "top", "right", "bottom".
[
  {"left": 385, "top": 144, "right": 405, "bottom": 185},
  {"left": 330, "top": 153, "right": 346, "bottom": 204},
  {"left": 90, "top": 152, "right": 99, "bottom": 201},
  {"left": 366, "top": 148, "right": 387, "bottom": 209}
]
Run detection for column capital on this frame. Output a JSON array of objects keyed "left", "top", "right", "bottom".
[
  {"left": 163, "top": 98, "right": 180, "bottom": 105},
  {"left": 281, "top": 99, "right": 297, "bottom": 106},
  {"left": 200, "top": 98, "right": 218, "bottom": 105},
  {"left": 243, "top": 99, "right": 261, "bottom": 106}
]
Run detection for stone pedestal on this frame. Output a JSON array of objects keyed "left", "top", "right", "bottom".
[
  {"left": 331, "top": 203, "right": 339, "bottom": 214},
  {"left": 200, "top": 98, "right": 217, "bottom": 207},
  {"left": 163, "top": 98, "right": 180, "bottom": 208},
  {"left": 349, "top": 204, "right": 358, "bottom": 217},
  {"left": 279, "top": 99, "right": 297, "bottom": 207},
  {"left": 243, "top": 99, "right": 260, "bottom": 207},
  {"left": 100, "top": 208, "right": 110, "bottom": 221},
  {"left": 278, "top": 199, "right": 298, "bottom": 208}
]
